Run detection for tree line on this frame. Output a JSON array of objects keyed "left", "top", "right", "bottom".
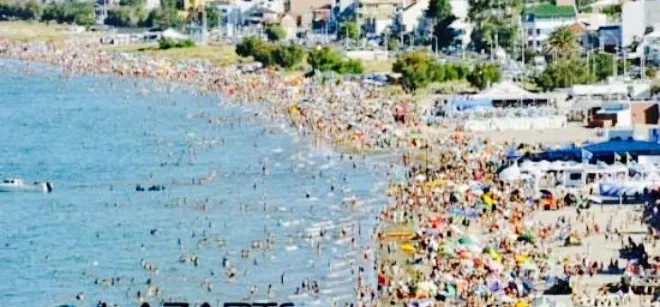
[
  {"left": 0, "top": 0, "right": 221, "bottom": 28},
  {"left": 235, "top": 36, "right": 364, "bottom": 74},
  {"left": 393, "top": 51, "right": 501, "bottom": 92}
]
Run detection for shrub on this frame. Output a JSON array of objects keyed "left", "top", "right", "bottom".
[
  {"left": 467, "top": 62, "right": 502, "bottom": 90},
  {"left": 265, "top": 24, "right": 287, "bottom": 42},
  {"left": 307, "top": 47, "right": 344, "bottom": 72},
  {"left": 42, "top": 2, "right": 95, "bottom": 26},
  {"left": 158, "top": 37, "right": 195, "bottom": 49},
  {"left": 340, "top": 59, "right": 364, "bottom": 74},
  {"left": 106, "top": 6, "right": 145, "bottom": 27},
  {"left": 337, "top": 21, "right": 359, "bottom": 40},
  {"left": 393, "top": 51, "right": 433, "bottom": 92},
  {"left": 0, "top": 0, "right": 43, "bottom": 21},
  {"left": 272, "top": 43, "right": 304, "bottom": 68},
  {"left": 236, "top": 36, "right": 265, "bottom": 58}
]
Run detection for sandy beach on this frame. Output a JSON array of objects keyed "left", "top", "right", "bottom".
[{"left": 3, "top": 27, "right": 660, "bottom": 307}]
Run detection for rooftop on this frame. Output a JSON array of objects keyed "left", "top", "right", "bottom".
[{"left": 525, "top": 3, "right": 576, "bottom": 19}]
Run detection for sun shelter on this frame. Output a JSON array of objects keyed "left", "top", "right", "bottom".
[{"left": 474, "top": 81, "right": 549, "bottom": 108}]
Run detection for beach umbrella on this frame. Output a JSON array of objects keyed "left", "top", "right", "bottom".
[
  {"left": 515, "top": 300, "right": 530, "bottom": 307},
  {"left": 445, "top": 284, "right": 457, "bottom": 297},
  {"left": 439, "top": 245, "right": 456, "bottom": 258},
  {"left": 401, "top": 243, "right": 416, "bottom": 254},
  {"left": 499, "top": 164, "right": 521, "bottom": 182}
]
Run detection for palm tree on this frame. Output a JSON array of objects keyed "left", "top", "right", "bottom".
[{"left": 545, "top": 26, "right": 577, "bottom": 60}]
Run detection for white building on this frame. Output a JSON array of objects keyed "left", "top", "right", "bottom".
[
  {"left": 523, "top": 4, "right": 577, "bottom": 50},
  {"left": 398, "top": 0, "right": 429, "bottom": 33},
  {"left": 450, "top": 0, "right": 472, "bottom": 49},
  {"left": 622, "top": 0, "right": 645, "bottom": 47}
]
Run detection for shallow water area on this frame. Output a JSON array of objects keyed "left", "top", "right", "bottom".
[{"left": 0, "top": 60, "right": 395, "bottom": 306}]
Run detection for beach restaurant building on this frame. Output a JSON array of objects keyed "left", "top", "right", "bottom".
[{"left": 448, "top": 81, "right": 551, "bottom": 111}]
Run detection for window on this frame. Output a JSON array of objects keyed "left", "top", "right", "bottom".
[
  {"left": 528, "top": 29, "right": 533, "bottom": 36},
  {"left": 569, "top": 173, "right": 582, "bottom": 181},
  {"left": 536, "top": 29, "right": 540, "bottom": 35}
]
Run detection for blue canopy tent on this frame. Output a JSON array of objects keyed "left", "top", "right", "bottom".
[
  {"left": 449, "top": 97, "right": 494, "bottom": 111},
  {"left": 531, "top": 140, "right": 660, "bottom": 163}
]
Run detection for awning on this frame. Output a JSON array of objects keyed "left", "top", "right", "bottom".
[{"left": 450, "top": 98, "right": 493, "bottom": 111}]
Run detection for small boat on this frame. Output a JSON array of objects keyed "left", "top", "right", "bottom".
[{"left": 0, "top": 178, "right": 53, "bottom": 193}]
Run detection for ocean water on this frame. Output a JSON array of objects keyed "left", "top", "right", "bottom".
[{"left": 0, "top": 60, "right": 396, "bottom": 306}]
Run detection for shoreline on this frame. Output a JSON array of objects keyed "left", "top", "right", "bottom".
[
  {"left": 3, "top": 35, "right": 655, "bottom": 307},
  {"left": 1, "top": 37, "right": 414, "bottom": 305}
]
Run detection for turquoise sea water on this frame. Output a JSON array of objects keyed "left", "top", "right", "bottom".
[{"left": 0, "top": 60, "right": 394, "bottom": 306}]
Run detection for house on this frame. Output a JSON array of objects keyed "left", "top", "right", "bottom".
[
  {"left": 211, "top": 0, "right": 285, "bottom": 25},
  {"left": 645, "top": 0, "right": 660, "bottom": 29},
  {"left": 622, "top": 0, "right": 645, "bottom": 47},
  {"left": 244, "top": 5, "right": 280, "bottom": 25},
  {"left": 450, "top": 0, "right": 472, "bottom": 50},
  {"left": 287, "top": 0, "right": 335, "bottom": 30},
  {"left": 523, "top": 4, "right": 577, "bottom": 51},
  {"left": 280, "top": 13, "right": 298, "bottom": 40},
  {"left": 597, "top": 24, "right": 622, "bottom": 50},
  {"left": 397, "top": 0, "right": 429, "bottom": 33},
  {"left": 357, "top": 0, "right": 400, "bottom": 34}
]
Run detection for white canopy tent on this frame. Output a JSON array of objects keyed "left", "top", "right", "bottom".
[
  {"left": 474, "top": 81, "right": 546, "bottom": 102},
  {"left": 499, "top": 164, "right": 522, "bottom": 182},
  {"left": 161, "top": 28, "right": 189, "bottom": 40}
]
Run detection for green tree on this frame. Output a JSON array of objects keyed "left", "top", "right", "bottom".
[
  {"left": 206, "top": 6, "right": 221, "bottom": 28},
  {"left": 468, "top": 0, "right": 521, "bottom": 53},
  {"left": 392, "top": 51, "right": 433, "bottom": 92},
  {"left": 601, "top": 4, "right": 621, "bottom": 21},
  {"left": 340, "top": 59, "right": 364, "bottom": 74},
  {"left": 41, "top": 2, "right": 95, "bottom": 26},
  {"left": 387, "top": 38, "right": 398, "bottom": 51},
  {"left": 592, "top": 52, "right": 614, "bottom": 81},
  {"left": 0, "top": 0, "right": 42, "bottom": 20},
  {"left": 535, "top": 57, "right": 593, "bottom": 91},
  {"left": 545, "top": 26, "right": 577, "bottom": 59},
  {"left": 428, "top": 62, "right": 446, "bottom": 82},
  {"left": 251, "top": 43, "right": 275, "bottom": 67},
  {"left": 427, "top": 0, "right": 457, "bottom": 51},
  {"left": 426, "top": 0, "right": 452, "bottom": 19},
  {"left": 119, "top": 0, "right": 145, "bottom": 7},
  {"left": 142, "top": 1, "right": 182, "bottom": 28},
  {"left": 307, "top": 47, "right": 344, "bottom": 72},
  {"left": 272, "top": 43, "right": 305, "bottom": 68},
  {"left": 433, "top": 16, "right": 458, "bottom": 51},
  {"left": 106, "top": 6, "right": 145, "bottom": 27},
  {"left": 467, "top": 62, "right": 501, "bottom": 89},
  {"left": 236, "top": 36, "right": 266, "bottom": 58},
  {"left": 24, "top": 0, "right": 42, "bottom": 20},
  {"left": 265, "top": 24, "right": 287, "bottom": 42},
  {"left": 338, "top": 21, "right": 359, "bottom": 40}
]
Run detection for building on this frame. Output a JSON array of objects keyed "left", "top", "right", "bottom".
[
  {"left": 523, "top": 4, "right": 577, "bottom": 50},
  {"left": 211, "top": 0, "right": 285, "bottom": 26},
  {"left": 287, "top": 0, "right": 335, "bottom": 30},
  {"left": 597, "top": 24, "right": 622, "bottom": 50},
  {"left": 588, "top": 100, "right": 659, "bottom": 128},
  {"left": 450, "top": 0, "right": 471, "bottom": 49},
  {"left": 280, "top": 13, "right": 298, "bottom": 40},
  {"left": 622, "top": 0, "right": 645, "bottom": 47},
  {"left": 397, "top": 0, "right": 428, "bottom": 33},
  {"left": 645, "top": 0, "right": 660, "bottom": 29},
  {"left": 357, "top": 0, "right": 400, "bottom": 34}
]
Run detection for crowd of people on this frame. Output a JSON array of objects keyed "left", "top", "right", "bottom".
[
  {"left": 373, "top": 131, "right": 660, "bottom": 306},
  {"left": 4, "top": 36, "right": 660, "bottom": 307}
]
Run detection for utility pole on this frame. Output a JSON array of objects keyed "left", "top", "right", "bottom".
[
  {"left": 641, "top": 43, "right": 646, "bottom": 80},
  {"left": 623, "top": 49, "right": 627, "bottom": 78},
  {"left": 613, "top": 47, "right": 618, "bottom": 78},
  {"left": 587, "top": 48, "right": 590, "bottom": 79}
]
